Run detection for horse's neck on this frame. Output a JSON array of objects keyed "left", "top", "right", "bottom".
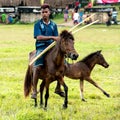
[
  {"left": 53, "top": 45, "right": 65, "bottom": 66},
  {"left": 84, "top": 57, "right": 97, "bottom": 71},
  {"left": 45, "top": 44, "right": 65, "bottom": 75}
]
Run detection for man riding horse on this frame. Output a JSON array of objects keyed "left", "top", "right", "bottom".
[{"left": 31, "top": 4, "right": 64, "bottom": 99}]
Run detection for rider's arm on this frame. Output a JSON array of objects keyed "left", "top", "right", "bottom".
[{"left": 36, "top": 35, "right": 60, "bottom": 41}]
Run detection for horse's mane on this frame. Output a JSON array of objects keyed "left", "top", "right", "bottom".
[
  {"left": 60, "top": 30, "right": 74, "bottom": 41},
  {"left": 81, "top": 50, "right": 101, "bottom": 62}
]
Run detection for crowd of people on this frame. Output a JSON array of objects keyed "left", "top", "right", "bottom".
[
  {"left": 0, "top": 13, "right": 19, "bottom": 24},
  {"left": 63, "top": 0, "right": 93, "bottom": 25},
  {"left": 106, "top": 7, "right": 118, "bottom": 26},
  {"left": 63, "top": 0, "right": 118, "bottom": 26}
]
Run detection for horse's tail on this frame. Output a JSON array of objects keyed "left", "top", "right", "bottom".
[{"left": 24, "top": 65, "right": 32, "bottom": 97}]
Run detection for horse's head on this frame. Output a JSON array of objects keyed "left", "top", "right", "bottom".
[
  {"left": 59, "top": 30, "right": 79, "bottom": 60},
  {"left": 96, "top": 50, "right": 109, "bottom": 68}
]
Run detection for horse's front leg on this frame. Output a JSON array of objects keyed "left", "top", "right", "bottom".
[
  {"left": 80, "top": 79, "right": 86, "bottom": 102},
  {"left": 59, "top": 78, "right": 68, "bottom": 108},
  {"left": 40, "top": 80, "right": 45, "bottom": 107},
  {"left": 86, "top": 77, "right": 110, "bottom": 97}
]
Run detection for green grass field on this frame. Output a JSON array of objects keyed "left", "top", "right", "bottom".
[{"left": 0, "top": 23, "right": 120, "bottom": 120}]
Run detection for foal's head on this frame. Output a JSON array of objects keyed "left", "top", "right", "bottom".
[
  {"left": 95, "top": 50, "right": 109, "bottom": 68},
  {"left": 59, "top": 30, "right": 79, "bottom": 60}
]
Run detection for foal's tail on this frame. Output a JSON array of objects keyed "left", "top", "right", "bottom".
[{"left": 24, "top": 65, "right": 32, "bottom": 97}]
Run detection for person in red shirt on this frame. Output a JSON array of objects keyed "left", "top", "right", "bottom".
[
  {"left": 87, "top": 2, "right": 92, "bottom": 8},
  {"left": 75, "top": 0, "right": 80, "bottom": 11},
  {"left": 75, "top": 0, "right": 80, "bottom": 7}
]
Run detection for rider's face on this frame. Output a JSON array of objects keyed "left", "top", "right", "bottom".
[{"left": 41, "top": 8, "right": 50, "bottom": 20}]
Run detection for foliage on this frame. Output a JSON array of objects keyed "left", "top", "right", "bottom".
[{"left": 0, "top": 24, "right": 120, "bottom": 120}]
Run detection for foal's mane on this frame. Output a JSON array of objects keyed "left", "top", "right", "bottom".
[{"left": 81, "top": 50, "right": 101, "bottom": 62}]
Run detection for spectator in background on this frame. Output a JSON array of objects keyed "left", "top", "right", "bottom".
[
  {"left": 84, "top": 14, "right": 92, "bottom": 25},
  {"left": 73, "top": 9, "right": 79, "bottom": 25},
  {"left": 106, "top": 10, "right": 112, "bottom": 26},
  {"left": 75, "top": 0, "right": 80, "bottom": 11},
  {"left": 1, "top": 13, "right": 7, "bottom": 23},
  {"left": 71, "top": 9, "right": 74, "bottom": 20},
  {"left": 87, "top": 2, "right": 92, "bottom": 8},
  {"left": 0, "top": 15, "right": 1, "bottom": 23},
  {"left": 63, "top": 6, "right": 69, "bottom": 22},
  {"left": 8, "top": 14, "right": 13, "bottom": 24},
  {"left": 79, "top": 9, "right": 84, "bottom": 23},
  {"left": 112, "top": 8, "right": 118, "bottom": 25},
  {"left": 84, "top": 1, "right": 92, "bottom": 11}
]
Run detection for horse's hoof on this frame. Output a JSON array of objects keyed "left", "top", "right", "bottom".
[
  {"left": 104, "top": 92, "right": 110, "bottom": 97},
  {"left": 34, "top": 104, "right": 37, "bottom": 107},
  {"left": 63, "top": 104, "right": 67, "bottom": 109},
  {"left": 40, "top": 104, "right": 43, "bottom": 108},
  {"left": 82, "top": 98, "right": 87, "bottom": 102},
  {"left": 44, "top": 107, "right": 47, "bottom": 111},
  {"left": 55, "top": 91, "right": 65, "bottom": 97},
  {"left": 106, "top": 94, "right": 110, "bottom": 97},
  {"left": 31, "top": 93, "right": 37, "bottom": 99}
]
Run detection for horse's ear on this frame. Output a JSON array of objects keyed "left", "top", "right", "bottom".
[
  {"left": 60, "top": 30, "right": 68, "bottom": 37},
  {"left": 97, "top": 50, "right": 102, "bottom": 54}
]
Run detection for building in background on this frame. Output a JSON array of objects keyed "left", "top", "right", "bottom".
[
  {"left": 0, "top": 0, "right": 40, "bottom": 7},
  {"left": 0, "top": 0, "right": 41, "bottom": 23}
]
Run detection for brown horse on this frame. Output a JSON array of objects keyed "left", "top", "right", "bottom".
[
  {"left": 24, "top": 30, "right": 79, "bottom": 109},
  {"left": 65, "top": 50, "right": 110, "bottom": 101}
]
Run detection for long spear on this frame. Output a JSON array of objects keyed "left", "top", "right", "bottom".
[
  {"left": 72, "top": 19, "right": 99, "bottom": 34},
  {"left": 69, "top": 13, "right": 95, "bottom": 32},
  {"left": 29, "top": 42, "right": 56, "bottom": 65}
]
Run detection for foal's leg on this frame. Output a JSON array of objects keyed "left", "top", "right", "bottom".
[
  {"left": 80, "top": 79, "right": 86, "bottom": 101},
  {"left": 40, "top": 80, "right": 45, "bottom": 107},
  {"left": 86, "top": 77, "right": 110, "bottom": 97}
]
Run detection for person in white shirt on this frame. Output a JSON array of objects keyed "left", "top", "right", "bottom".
[{"left": 73, "top": 9, "right": 79, "bottom": 25}]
